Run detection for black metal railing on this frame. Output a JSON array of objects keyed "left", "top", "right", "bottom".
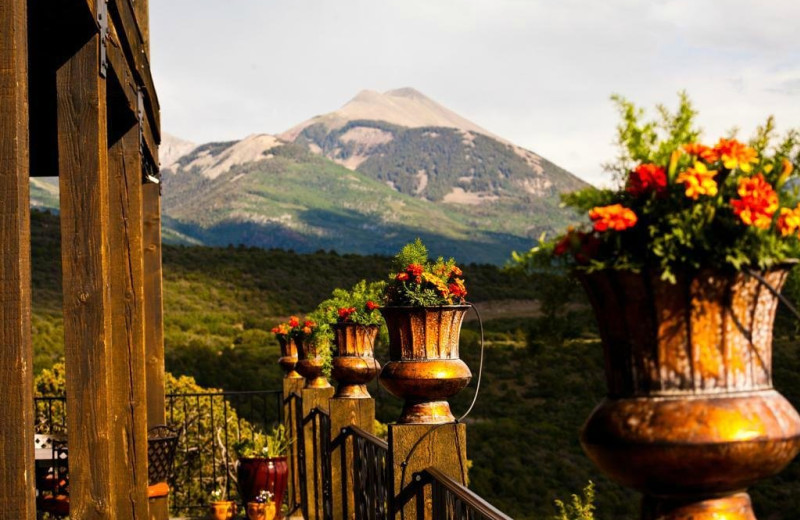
[
  {"left": 345, "top": 425, "right": 389, "bottom": 520},
  {"left": 34, "top": 389, "right": 282, "bottom": 517},
  {"left": 286, "top": 391, "right": 303, "bottom": 517},
  {"left": 415, "top": 468, "right": 513, "bottom": 520}
]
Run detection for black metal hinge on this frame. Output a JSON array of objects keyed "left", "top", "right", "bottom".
[
  {"left": 97, "top": 0, "right": 109, "bottom": 78},
  {"left": 138, "top": 88, "right": 161, "bottom": 188}
]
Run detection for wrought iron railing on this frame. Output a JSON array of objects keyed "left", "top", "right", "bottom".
[
  {"left": 34, "top": 389, "right": 282, "bottom": 516},
  {"left": 286, "top": 391, "right": 303, "bottom": 517},
  {"left": 414, "top": 468, "right": 514, "bottom": 520},
  {"left": 345, "top": 425, "right": 389, "bottom": 520}
]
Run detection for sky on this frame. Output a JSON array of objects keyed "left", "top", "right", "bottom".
[{"left": 150, "top": 0, "right": 800, "bottom": 186}]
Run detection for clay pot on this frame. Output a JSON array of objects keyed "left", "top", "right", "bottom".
[
  {"left": 237, "top": 456, "right": 288, "bottom": 511},
  {"left": 331, "top": 323, "right": 381, "bottom": 398},
  {"left": 295, "top": 336, "right": 331, "bottom": 389},
  {"left": 579, "top": 266, "right": 800, "bottom": 520},
  {"left": 246, "top": 501, "right": 277, "bottom": 520},
  {"left": 208, "top": 500, "right": 236, "bottom": 520},
  {"left": 277, "top": 336, "right": 302, "bottom": 379},
  {"left": 379, "top": 306, "right": 472, "bottom": 424}
]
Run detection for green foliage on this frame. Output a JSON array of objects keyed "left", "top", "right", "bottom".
[
  {"left": 518, "top": 94, "right": 800, "bottom": 283},
  {"left": 552, "top": 481, "right": 596, "bottom": 520}
]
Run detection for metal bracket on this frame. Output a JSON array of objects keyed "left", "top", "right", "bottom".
[
  {"left": 138, "top": 88, "right": 161, "bottom": 187},
  {"left": 97, "top": 0, "right": 109, "bottom": 78}
]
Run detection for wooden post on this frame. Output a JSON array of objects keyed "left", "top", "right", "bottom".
[
  {"left": 132, "top": 0, "right": 149, "bottom": 54},
  {"left": 142, "top": 182, "right": 167, "bottom": 520},
  {"left": 57, "top": 29, "right": 118, "bottom": 519},
  {"left": 0, "top": 0, "right": 36, "bottom": 517},
  {"left": 284, "top": 377, "right": 305, "bottom": 518},
  {"left": 107, "top": 107, "right": 149, "bottom": 518},
  {"left": 329, "top": 399, "right": 375, "bottom": 520},
  {"left": 387, "top": 423, "right": 468, "bottom": 520},
  {"left": 301, "top": 385, "right": 334, "bottom": 520}
]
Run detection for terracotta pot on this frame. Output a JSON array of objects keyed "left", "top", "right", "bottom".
[
  {"left": 277, "top": 336, "right": 302, "bottom": 379},
  {"left": 209, "top": 500, "right": 236, "bottom": 520},
  {"left": 579, "top": 266, "right": 800, "bottom": 520},
  {"left": 237, "top": 456, "right": 288, "bottom": 511},
  {"left": 379, "top": 306, "right": 472, "bottom": 424},
  {"left": 331, "top": 323, "right": 381, "bottom": 398},
  {"left": 246, "top": 501, "right": 277, "bottom": 520},
  {"left": 294, "top": 336, "right": 331, "bottom": 389}
]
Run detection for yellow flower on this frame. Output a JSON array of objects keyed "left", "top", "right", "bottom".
[{"left": 676, "top": 162, "right": 718, "bottom": 199}]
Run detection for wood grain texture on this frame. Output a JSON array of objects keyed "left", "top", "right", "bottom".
[
  {"left": 108, "top": 116, "right": 149, "bottom": 518},
  {"left": 143, "top": 182, "right": 166, "bottom": 430},
  {"left": 57, "top": 32, "right": 117, "bottom": 519},
  {"left": 329, "top": 398, "right": 375, "bottom": 520},
  {"left": 301, "top": 387, "right": 334, "bottom": 520},
  {"left": 0, "top": 0, "right": 36, "bottom": 517},
  {"left": 388, "top": 423, "right": 468, "bottom": 520}
]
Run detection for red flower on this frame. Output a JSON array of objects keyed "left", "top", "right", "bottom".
[
  {"left": 366, "top": 301, "right": 379, "bottom": 311},
  {"left": 288, "top": 316, "right": 300, "bottom": 328},
  {"left": 395, "top": 272, "right": 409, "bottom": 281},
  {"left": 731, "top": 173, "right": 778, "bottom": 229},
  {"left": 627, "top": 163, "right": 666, "bottom": 196},
  {"left": 553, "top": 233, "right": 573, "bottom": 257},
  {"left": 304, "top": 320, "right": 315, "bottom": 328},
  {"left": 337, "top": 307, "right": 356, "bottom": 321},
  {"left": 448, "top": 282, "right": 467, "bottom": 299},
  {"left": 406, "top": 263, "right": 424, "bottom": 277}
]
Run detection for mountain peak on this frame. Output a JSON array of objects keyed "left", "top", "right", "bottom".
[{"left": 280, "top": 87, "right": 496, "bottom": 141}]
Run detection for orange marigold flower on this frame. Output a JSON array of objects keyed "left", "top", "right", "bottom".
[
  {"left": 683, "top": 143, "right": 719, "bottom": 163},
  {"left": 782, "top": 158, "right": 794, "bottom": 177},
  {"left": 302, "top": 326, "right": 312, "bottom": 335},
  {"left": 731, "top": 173, "right": 779, "bottom": 229},
  {"left": 450, "top": 266, "right": 463, "bottom": 278},
  {"left": 588, "top": 204, "right": 637, "bottom": 232},
  {"left": 676, "top": 162, "right": 718, "bottom": 199},
  {"left": 366, "top": 301, "right": 379, "bottom": 311},
  {"left": 777, "top": 206, "right": 800, "bottom": 237},
  {"left": 395, "top": 272, "right": 409, "bottom": 282},
  {"left": 337, "top": 307, "right": 356, "bottom": 320},
  {"left": 627, "top": 163, "right": 667, "bottom": 196},
  {"left": 713, "top": 138, "right": 758, "bottom": 172},
  {"left": 304, "top": 320, "right": 315, "bottom": 328},
  {"left": 288, "top": 316, "right": 300, "bottom": 328},
  {"left": 406, "top": 264, "right": 425, "bottom": 277},
  {"left": 448, "top": 280, "right": 467, "bottom": 299}
]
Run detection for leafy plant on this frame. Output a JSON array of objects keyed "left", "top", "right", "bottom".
[
  {"left": 552, "top": 481, "right": 596, "bottom": 520},
  {"left": 264, "top": 424, "right": 291, "bottom": 458},
  {"left": 384, "top": 239, "right": 468, "bottom": 306},
  {"left": 514, "top": 94, "right": 800, "bottom": 283},
  {"left": 210, "top": 487, "right": 228, "bottom": 502}
]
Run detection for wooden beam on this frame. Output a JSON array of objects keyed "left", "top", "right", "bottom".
[
  {"left": 0, "top": 0, "right": 36, "bottom": 517},
  {"left": 132, "top": 0, "right": 149, "bottom": 54},
  {"left": 108, "top": 0, "right": 160, "bottom": 141},
  {"left": 143, "top": 182, "right": 165, "bottom": 428},
  {"left": 107, "top": 94, "right": 149, "bottom": 518},
  {"left": 57, "top": 31, "right": 118, "bottom": 519}
]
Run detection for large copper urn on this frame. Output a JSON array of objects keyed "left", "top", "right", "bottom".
[
  {"left": 331, "top": 323, "right": 381, "bottom": 398},
  {"left": 579, "top": 266, "right": 800, "bottom": 520},
  {"left": 379, "top": 306, "right": 472, "bottom": 424},
  {"left": 277, "top": 336, "right": 302, "bottom": 379},
  {"left": 295, "top": 336, "right": 331, "bottom": 389}
]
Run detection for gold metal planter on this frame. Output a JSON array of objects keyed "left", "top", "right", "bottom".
[
  {"left": 277, "top": 336, "right": 302, "bottom": 379},
  {"left": 295, "top": 337, "right": 331, "bottom": 389},
  {"left": 379, "top": 306, "right": 472, "bottom": 424},
  {"left": 331, "top": 323, "right": 381, "bottom": 399},
  {"left": 579, "top": 266, "right": 800, "bottom": 520}
]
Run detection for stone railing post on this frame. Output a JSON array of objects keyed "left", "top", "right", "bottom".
[
  {"left": 279, "top": 336, "right": 305, "bottom": 518},
  {"left": 329, "top": 324, "right": 381, "bottom": 520}
]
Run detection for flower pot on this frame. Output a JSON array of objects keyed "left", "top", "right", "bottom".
[
  {"left": 277, "top": 336, "right": 302, "bottom": 379},
  {"left": 209, "top": 500, "right": 236, "bottom": 520},
  {"left": 578, "top": 266, "right": 800, "bottom": 519},
  {"left": 331, "top": 323, "right": 381, "bottom": 398},
  {"left": 246, "top": 501, "right": 277, "bottom": 520},
  {"left": 295, "top": 336, "right": 331, "bottom": 389},
  {"left": 237, "top": 456, "right": 288, "bottom": 511},
  {"left": 378, "top": 306, "right": 472, "bottom": 424}
]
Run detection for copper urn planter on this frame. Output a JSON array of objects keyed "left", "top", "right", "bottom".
[
  {"left": 379, "top": 306, "right": 472, "bottom": 424},
  {"left": 579, "top": 266, "right": 800, "bottom": 520},
  {"left": 277, "top": 336, "right": 302, "bottom": 379},
  {"left": 331, "top": 323, "right": 381, "bottom": 398},
  {"left": 295, "top": 337, "right": 331, "bottom": 389}
]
